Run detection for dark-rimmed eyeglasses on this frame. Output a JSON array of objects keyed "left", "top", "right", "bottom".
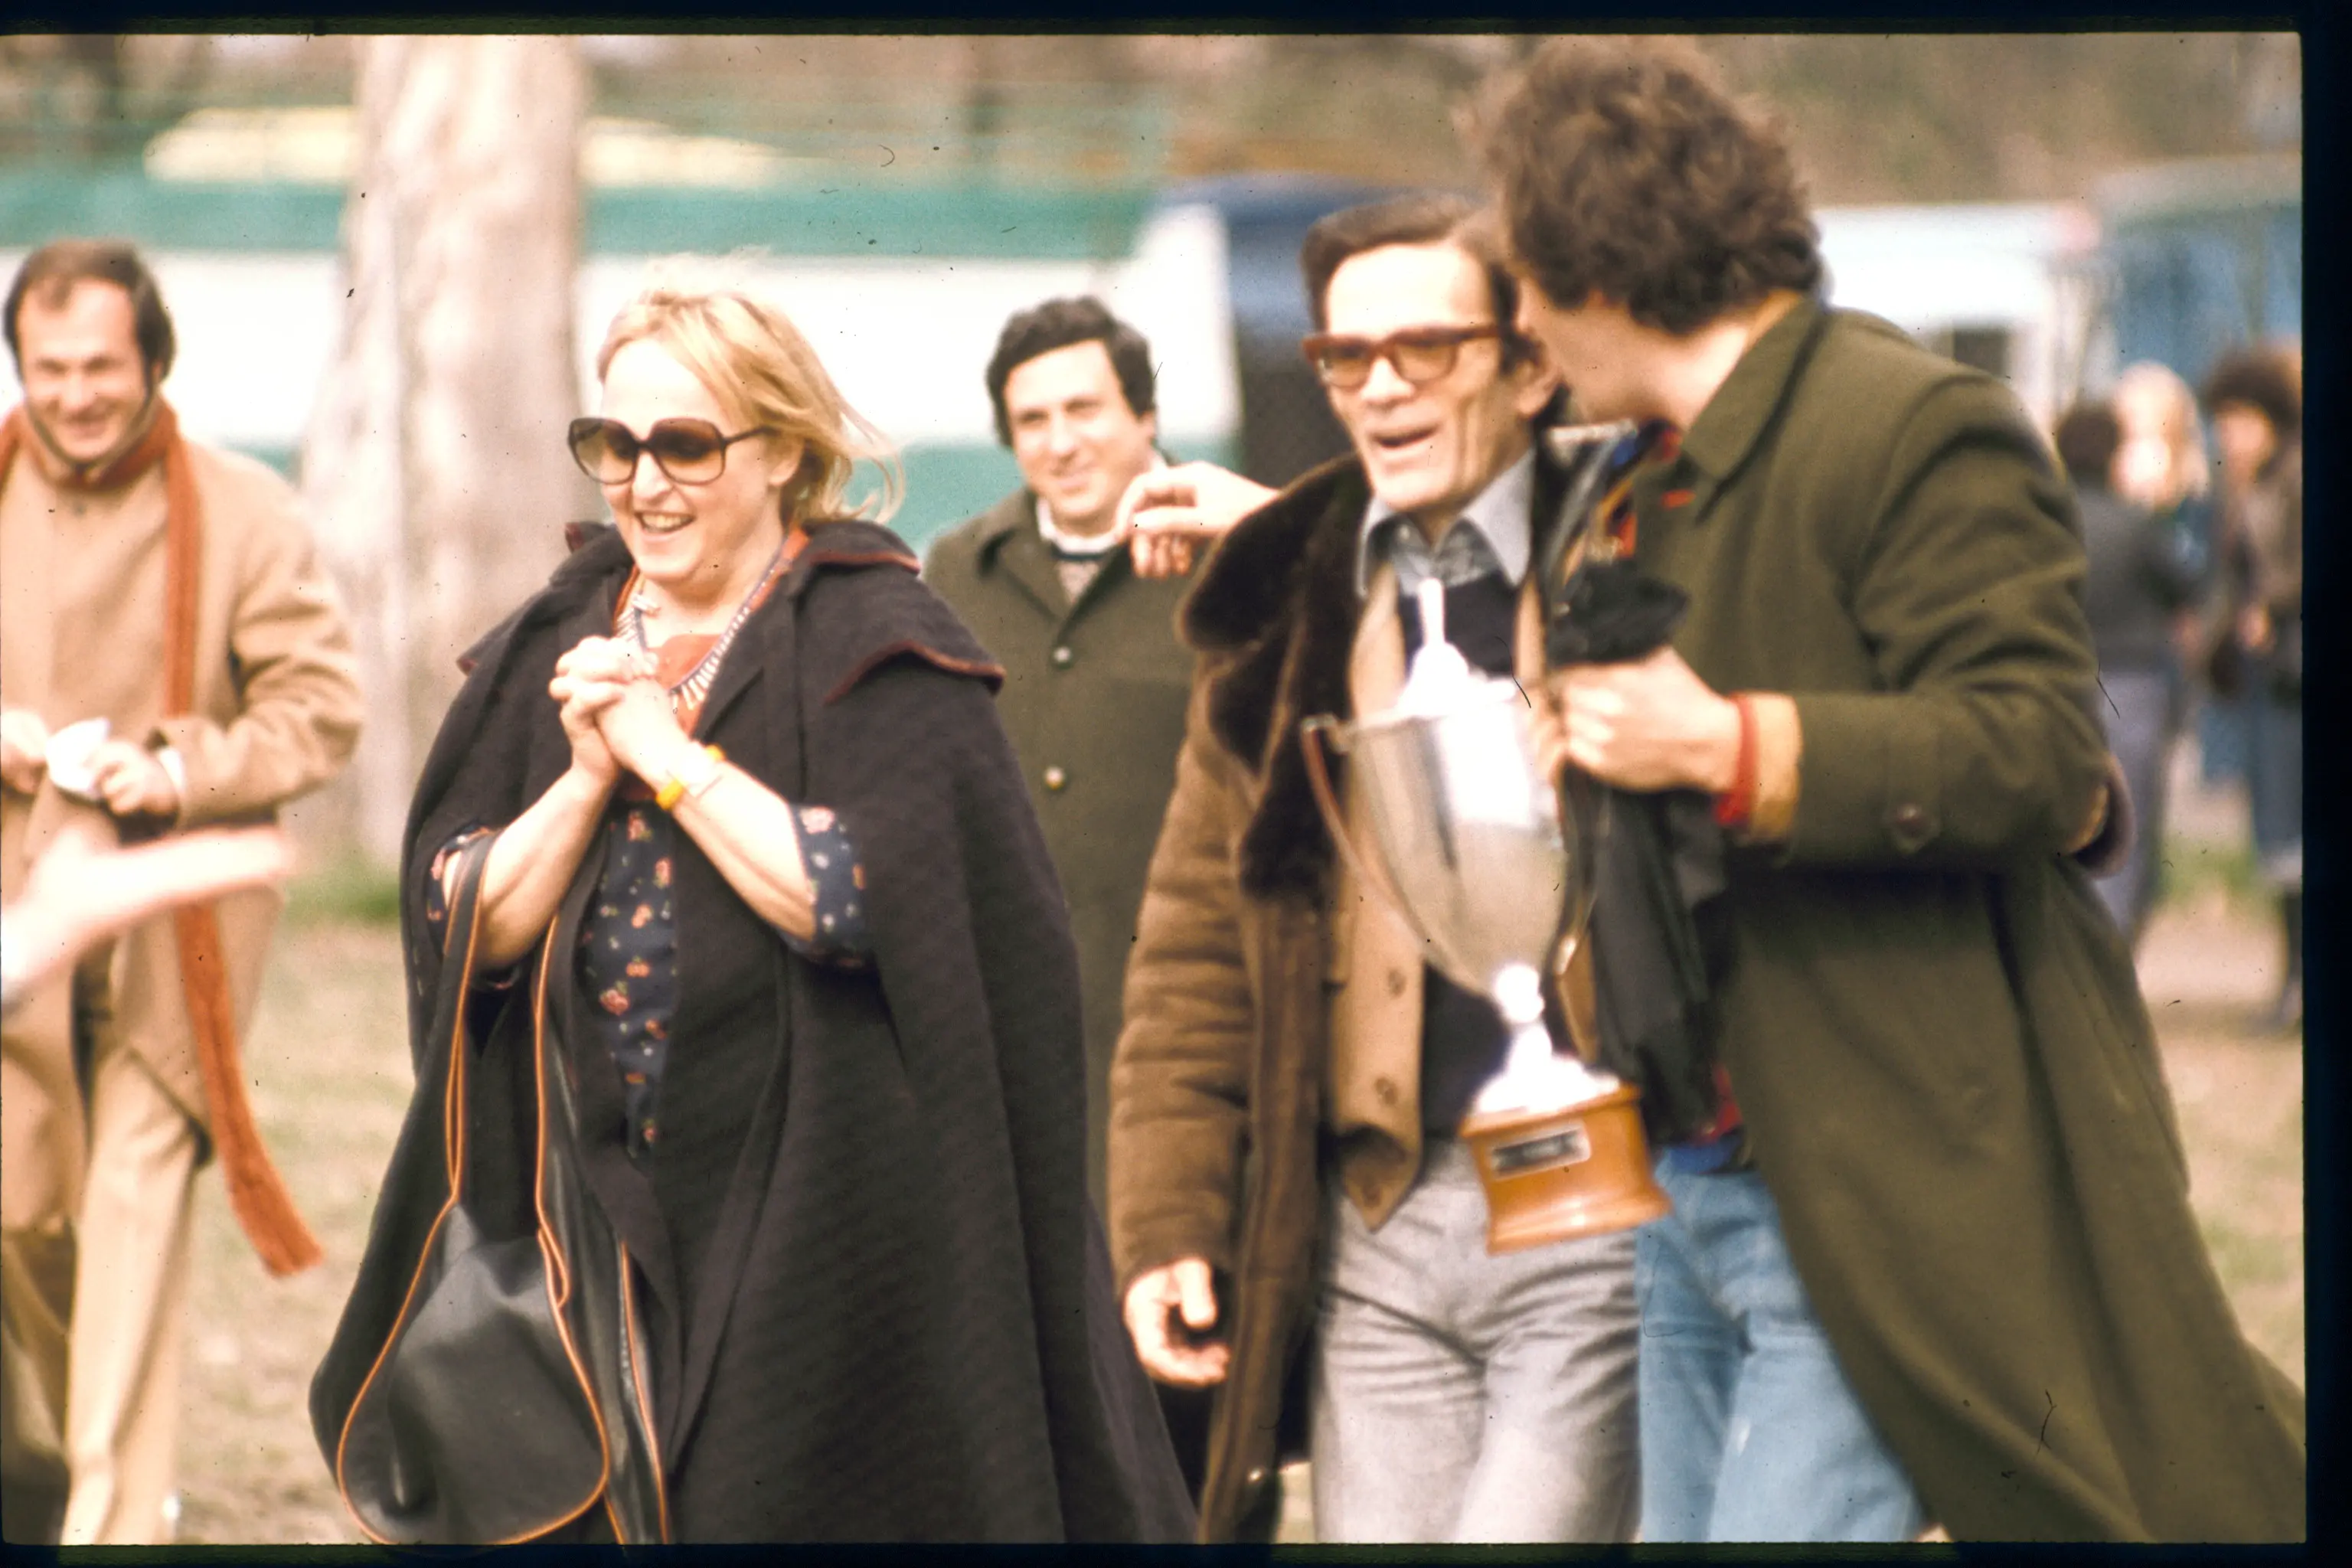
[
  {"left": 1300, "top": 324, "right": 1503, "bottom": 391},
  {"left": 567, "top": 416, "right": 776, "bottom": 485}
]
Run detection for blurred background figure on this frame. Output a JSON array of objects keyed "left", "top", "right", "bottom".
[
  {"left": 1, "top": 823, "right": 296, "bottom": 1018},
  {"left": 2, "top": 818, "right": 292, "bottom": 1547},
  {"left": 2200, "top": 347, "right": 2301, "bottom": 1031},
  {"left": 923, "top": 298, "right": 1230, "bottom": 1504},
  {"left": 2110, "top": 361, "right": 2216, "bottom": 726},
  {"left": 1, "top": 239, "right": 361, "bottom": 1547},
  {"left": 2054, "top": 397, "right": 2204, "bottom": 946},
  {"left": 924, "top": 298, "right": 1194, "bottom": 1210}
]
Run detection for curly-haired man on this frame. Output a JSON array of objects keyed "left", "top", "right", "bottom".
[{"left": 1467, "top": 37, "right": 2304, "bottom": 1544}]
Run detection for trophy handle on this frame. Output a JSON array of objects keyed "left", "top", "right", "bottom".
[
  {"left": 1298, "top": 714, "right": 1419, "bottom": 937},
  {"left": 1545, "top": 768, "right": 1609, "bottom": 1027}
]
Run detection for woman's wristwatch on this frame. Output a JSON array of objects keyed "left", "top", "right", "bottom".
[{"left": 655, "top": 744, "right": 726, "bottom": 812}]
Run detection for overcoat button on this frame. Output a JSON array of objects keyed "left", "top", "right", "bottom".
[
  {"left": 1050, "top": 645, "right": 1075, "bottom": 668},
  {"left": 1246, "top": 1466, "right": 1269, "bottom": 1488},
  {"left": 1386, "top": 969, "right": 1408, "bottom": 996},
  {"left": 1890, "top": 802, "right": 1927, "bottom": 832},
  {"left": 1044, "top": 766, "right": 1068, "bottom": 791},
  {"left": 1375, "top": 1076, "right": 1399, "bottom": 1106}
]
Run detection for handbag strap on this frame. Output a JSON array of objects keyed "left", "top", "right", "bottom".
[{"left": 425, "top": 832, "right": 499, "bottom": 1198}]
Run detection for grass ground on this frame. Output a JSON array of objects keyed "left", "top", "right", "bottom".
[
  {"left": 177, "top": 922, "right": 406, "bottom": 1546},
  {"left": 174, "top": 831, "right": 2302, "bottom": 1544}
]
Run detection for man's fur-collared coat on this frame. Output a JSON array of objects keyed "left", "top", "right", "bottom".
[{"left": 1106, "top": 454, "right": 1571, "bottom": 1541}]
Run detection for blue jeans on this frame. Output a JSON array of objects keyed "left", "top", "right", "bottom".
[
  {"left": 1636, "top": 1162, "right": 1925, "bottom": 1542},
  {"left": 2092, "top": 664, "right": 2177, "bottom": 942},
  {"left": 2245, "top": 685, "right": 2301, "bottom": 889}
]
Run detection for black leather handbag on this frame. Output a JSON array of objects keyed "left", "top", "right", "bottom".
[{"left": 316, "top": 834, "right": 666, "bottom": 1544}]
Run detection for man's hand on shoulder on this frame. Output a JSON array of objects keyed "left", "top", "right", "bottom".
[
  {"left": 1123, "top": 1256, "right": 1230, "bottom": 1387},
  {"left": 1120, "top": 462, "right": 1277, "bottom": 580}
]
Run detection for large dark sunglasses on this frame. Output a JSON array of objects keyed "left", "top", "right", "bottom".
[
  {"left": 567, "top": 416, "right": 776, "bottom": 485},
  {"left": 1300, "top": 323, "right": 1503, "bottom": 390}
]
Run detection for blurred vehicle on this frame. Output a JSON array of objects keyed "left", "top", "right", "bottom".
[
  {"left": 2094, "top": 152, "right": 2300, "bottom": 396},
  {"left": 1792, "top": 152, "right": 2301, "bottom": 434},
  {"left": 1160, "top": 174, "right": 1403, "bottom": 487},
  {"left": 1813, "top": 201, "right": 2104, "bottom": 429},
  {"left": 4, "top": 93, "right": 2298, "bottom": 547}
]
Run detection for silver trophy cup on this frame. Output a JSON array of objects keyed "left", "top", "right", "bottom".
[{"left": 1304, "top": 580, "right": 1669, "bottom": 1251}]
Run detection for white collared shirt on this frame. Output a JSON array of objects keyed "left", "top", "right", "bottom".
[
  {"left": 1355, "top": 445, "right": 1537, "bottom": 597},
  {"left": 1033, "top": 449, "right": 1171, "bottom": 554},
  {"left": 1036, "top": 452, "right": 1168, "bottom": 600}
]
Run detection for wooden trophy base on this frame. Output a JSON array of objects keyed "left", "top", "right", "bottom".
[{"left": 1459, "top": 1082, "right": 1671, "bottom": 1253}]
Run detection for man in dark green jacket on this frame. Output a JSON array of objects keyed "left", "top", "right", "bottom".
[
  {"left": 926, "top": 299, "right": 1214, "bottom": 1214},
  {"left": 928, "top": 299, "right": 1247, "bottom": 1501},
  {"left": 1468, "top": 38, "right": 2304, "bottom": 1544}
]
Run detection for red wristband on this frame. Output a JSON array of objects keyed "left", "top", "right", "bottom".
[{"left": 1713, "top": 694, "right": 1758, "bottom": 829}]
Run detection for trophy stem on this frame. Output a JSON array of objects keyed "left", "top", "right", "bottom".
[
  {"left": 1494, "top": 963, "right": 1557, "bottom": 1083},
  {"left": 1463, "top": 965, "right": 1669, "bottom": 1252},
  {"left": 1504, "top": 1019, "right": 1556, "bottom": 1083},
  {"left": 1477, "top": 962, "right": 1614, "bottom": 1114}
]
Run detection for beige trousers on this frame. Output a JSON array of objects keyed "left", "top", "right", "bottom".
[
  {"left": 0, "top": 960, "right": 199, "bottom": 1547},
  {"left": 0, "top": 1220, "right": 73, "bottom": 1542}
]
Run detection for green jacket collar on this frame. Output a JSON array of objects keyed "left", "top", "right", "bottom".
[
  {"left": 970, "top": 484, "right": 1158, "bottom": 624},
  {"left": 970, "top": 486, "right": 1040, "bottom": 558},
  {"left": 1676, "top": 294, "right": 1831, "bottom": 493},
  {"left": 965, "top": 486, "right": 1066, "bottom": 614}
]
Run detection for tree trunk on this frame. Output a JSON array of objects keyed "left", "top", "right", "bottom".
[{"left": 301, "top": 36, "right": 591, "bottom": 868}]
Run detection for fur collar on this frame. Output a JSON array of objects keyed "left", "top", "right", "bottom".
[
  {"left": 1178, "top": 457, "right": 1367, "bottom": 901},
  {"left": 1181, "top": 451, "right": 1566, "bottom": 902}
]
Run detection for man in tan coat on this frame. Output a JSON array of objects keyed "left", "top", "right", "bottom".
[{"left": 0, "top": 240, "right": 363, "bottom": 1544}]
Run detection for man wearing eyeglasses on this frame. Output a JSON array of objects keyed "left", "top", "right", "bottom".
[
  {"left": 1106, "top": 194, "right": 1638, "bottom": 1544},
  {"left": 2, "top": 240, "right": 361, "bottom": 1545}
]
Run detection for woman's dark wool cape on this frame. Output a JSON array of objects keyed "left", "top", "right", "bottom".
[{"left": 311, "top": 521, "right": 1194, "bottom": 1543}]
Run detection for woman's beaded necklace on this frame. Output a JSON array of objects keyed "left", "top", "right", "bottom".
[{"left": 626, "top": 537, "right": 787, "bottom": 715}]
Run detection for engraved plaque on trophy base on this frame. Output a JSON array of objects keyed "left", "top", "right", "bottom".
[{"left": 1461, "top": 1082, "right": 1670, "bottom": 1253}]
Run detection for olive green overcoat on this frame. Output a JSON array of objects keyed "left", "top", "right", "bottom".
[
  {"left": 1633, "top": 299, "right": 2303, "bottom": 1540},
  {"left": 925, "top": 492, "right": 1197, "bottom": 1207}
]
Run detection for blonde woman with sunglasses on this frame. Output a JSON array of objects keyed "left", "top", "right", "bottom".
[{"left": 312, "top": 280, "right": 1193, "bottom": 1544}]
